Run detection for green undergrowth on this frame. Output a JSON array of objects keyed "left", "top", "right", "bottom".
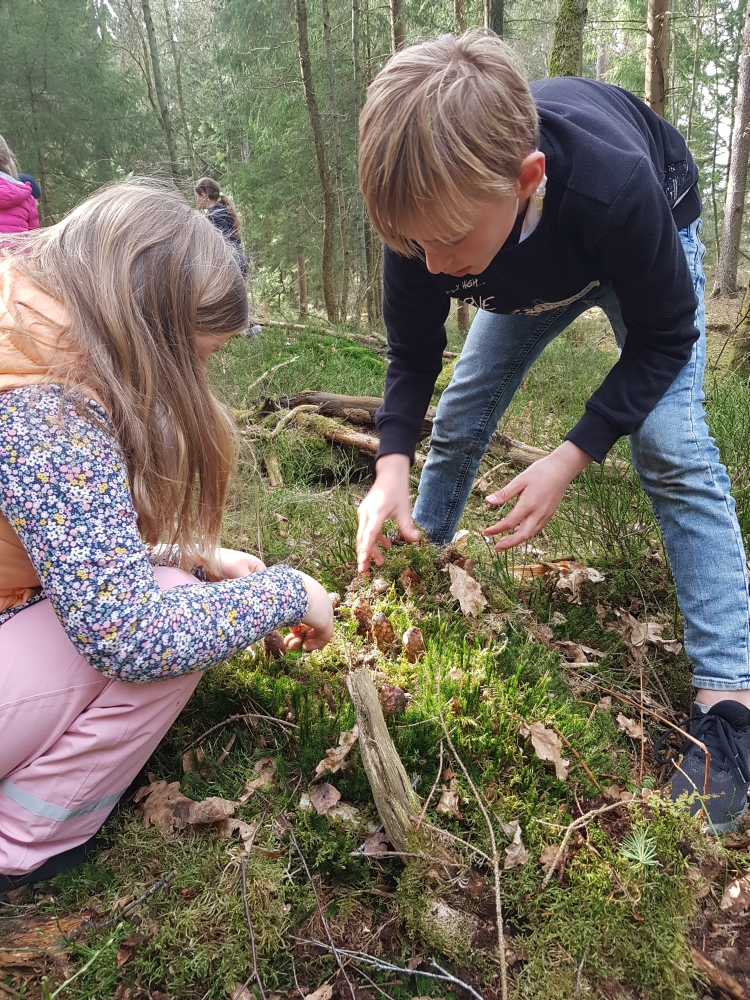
[{"left": 8, "top": 313, "right": 749, "bottom": 1000}]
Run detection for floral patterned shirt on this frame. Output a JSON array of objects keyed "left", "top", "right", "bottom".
[{"left": 0, "top": 385, "right": 309, "bottom": 680}]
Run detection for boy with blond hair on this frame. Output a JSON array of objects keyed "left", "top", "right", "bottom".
[{"left": 355, "top": 30, "right": 750, "bottom": 831}]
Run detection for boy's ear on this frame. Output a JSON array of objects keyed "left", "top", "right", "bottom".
[{"left": 517, "top": 150, "right": 546, "bottom": 199}]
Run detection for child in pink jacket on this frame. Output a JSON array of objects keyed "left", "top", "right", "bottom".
[{"left": 0, "top": 136, "right": 39, "bottom": 233}]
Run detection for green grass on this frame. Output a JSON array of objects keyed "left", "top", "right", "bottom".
[{"left": 6, "top": 311, "right": 749, "bottom": 1000}]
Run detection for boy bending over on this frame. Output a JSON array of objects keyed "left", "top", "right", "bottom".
[{"left": 356, "top": 30, "right": 750, "bottom": 832}]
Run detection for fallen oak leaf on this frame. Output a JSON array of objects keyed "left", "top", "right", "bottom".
[
  {"left": 361, "top": 830, "right": 389, "bottom": 857},
  {"left": 719, "top": 877, "right": 750, "bottom": 913},
  {"left": 436, "top": 787, "right": 462, "bottom": 820},
  {"left": 308, "top": 782, "right": 341, "bottom": 816},
  {"left": 305, "top": 985, "right": 333, "bottom": 1000},
  {"left": 186, "top": 796, "right": 236, "bottom": 825},
  {"left": 539, "top": 843, "right": 567, "bottom": 875},
  {"left": 313, "top": 726, "right": 359, "bottom": 780},
  {"left": 238, "top": 756, "right": 276, "bottom": 802},
  {"left": 519, "top": 720, "right": 570, "bottom": 781},
  {"left": 446, "top": 562, "right": 487, "bottom": 616},
  {"left": 133, "top": 780, "right": 192, "bottom": 835},
  {"left": 616, "top": 713, "right": 646, "bottom": 741},
  {"left": 325, "top": 801, "right": 360, "bottom": 824}
]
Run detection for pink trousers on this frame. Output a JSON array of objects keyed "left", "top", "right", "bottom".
[{"left": 0, "top": 568, "right": 202, "bottom": 876}]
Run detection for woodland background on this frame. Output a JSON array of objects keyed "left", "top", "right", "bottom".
[{"left": 2, "top": 0, "right": 750, "bottom": 329}]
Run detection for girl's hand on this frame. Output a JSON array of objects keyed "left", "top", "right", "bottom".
[
  {"left": 215, "top": 547, "right": 267, "bottom": 578},
  {"left": 483, "top": 441, "right": 591, "bottom": 550},
  {"left": 284, "top": 572, "right": 334, "bottom": 651}
]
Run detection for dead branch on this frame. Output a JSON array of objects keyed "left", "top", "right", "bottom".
[
  {"left": 182, "top": 712, "right": 297, "bottom": 754},
  {"left": 276, "top": 391, "right": 436, "bottom": 439},
  {"left": 346, "top": 667, "right": 423, "bottom": 854},
  {"left": 538, "top": 800, "right": 638, "bottom": 892},
  {"left": 690, "top": 947, "right": 746, "bottom": 999},
  {"left": 240, "top": 831, "right": 267, "bottom": 1000}
]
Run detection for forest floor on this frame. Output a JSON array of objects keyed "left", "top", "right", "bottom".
[{"left": 2, "top": 298, "right": 750, "bottom": 1000}]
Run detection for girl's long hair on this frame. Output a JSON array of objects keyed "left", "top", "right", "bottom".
[
  {"left": 1, "top": 179, "right": 248, "bottom": 576},
  {"left": 0, "top": 136, "right": 19, "bottom": 178},
  {"left": 195, "top": 176, "right": 242, "bottom": 238}
]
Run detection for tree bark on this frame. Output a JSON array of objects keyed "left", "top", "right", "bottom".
[
  {"left": 352, "top": 0, "right": 368, "bottom": 321},
  {"left": 548, "top": 0, "right": 587, "bottom": 78},
  {"left": 141, "top": 0, "right": 181, "bottom": 184},
  {"left": 163, "top": 0, "right": 196, "bottom": 178},
  {"left": 346, "top": 668, "right": 422, "bottom": 854},
  {"left": 645, "top": 0, "right": 670, "bottom": 116},
  {"left": 390, "top": 0, "right": 406, "bottom": 53},
  {"left": 483, "top": 0, "right": 503, "bottom": 36},
  {"left": 297, "top": 252, "right": 308, "bottom": 318},
  {"left": 713, "top": 0, "right": 750, "bottom": 298},
  {"left": 294, "top": 0, "right": 338, "bottom": 322},
  {"left": 322, "top": 0, "right": 350, "bottom": 321}
]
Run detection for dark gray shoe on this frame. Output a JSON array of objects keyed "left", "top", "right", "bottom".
[{"left": 655, "top": 700, "right": 750, "bottom": 834}]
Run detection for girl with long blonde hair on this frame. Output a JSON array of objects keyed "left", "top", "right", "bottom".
[{"left": 0, "top": 179, "right": 332, "bottom": 890}]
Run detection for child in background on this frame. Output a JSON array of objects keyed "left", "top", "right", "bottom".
[
  {"left": 195, "top": 176, "right": 248, "bottom": 277},
  {"left": 355, "top": 31, "right": 750, "bottom": 832},
  {"left": 0, "top": 180, "right": 332, "bottom": 890},
  {"left": 0, "top": 135, "right": 39, "bottom": 234}
]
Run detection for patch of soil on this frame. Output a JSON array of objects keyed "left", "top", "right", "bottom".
[{"left": 692, "top": 903, "right": 750, "bottom": 996}]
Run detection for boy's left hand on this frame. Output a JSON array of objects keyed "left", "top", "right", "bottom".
[{"left": 484, "top": 441, "right": 591, "bottom": 551}]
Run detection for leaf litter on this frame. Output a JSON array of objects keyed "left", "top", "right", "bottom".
[{"left": 519, "top": 720, "right": 570, "bottom": 780}]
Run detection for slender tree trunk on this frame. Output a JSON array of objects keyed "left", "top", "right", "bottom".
[
  {"left": 645, "top": 0, "right": 670, "bottom": 116},
  {"left": 363, "top": 0, "right": 382, "bottom": 325},
  {"left": 390, "top": 0, "right": 406, "bottom": 52},
  {"left": 548, "top": 0, "right": 588, "bottom": 78},
  {"left": 483, "top": 0, "right": 503, "bottom": 36},
  {"left": 298, "top": 254, "right": 309, "bottom": 317},
  {"left": 163, "top": 0, "right": 196, "bottom": 178},
  {"left": 685, "top": 0, "right": 701, "bottom": 143},
  {"left": 352, "top": 0, "right": 368, "bottom": 321},
  {"left": 141, "top": 0, "right": 181, "bottom": 183},
  {"left": 322, "top": 0, "right": 350, "bottom": 321},
  {"left": 294, "top": 0, "right": 338, "bottom": 322},
  {"left": 713, "top": 0, "right": 750, "bottom": 298}
]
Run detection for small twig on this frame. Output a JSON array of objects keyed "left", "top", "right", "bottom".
[
  {"left": 639, "top": 663, "right": 645, "bottom": 783},
  {"left": 92, "top": 870, "right": 175, "bottom": 930},
  {"left": 290, "top": 955, "right": 306, "bottom": 1000},
  {"left": 425, "top": 824, "right": 493, "bottom": 865},
  {"left": 244, "top": 355, "right": 299, "bottom": 395},
  {"left": 574, "top": 948, "right": 587, "bottom": 998},
  {"left": 551, "top": 725, "right": 602, "bottom": 792},
  {"left": 291, "top": 937, "right": 485, "bottom": 1000},
  {"left": 241, "top": 839, "right": 267, "bottom": 1000},
  {"left": 538, "top": 800, "right": 636, "bottom": 892},
  {"left": 416, "top": 740, "right": 444, "bottom": 829},
  {"left": 269, "top": 404, "right": 320, "bottom": 438},
  {"left": 287, "top": 825, "right": 356, "bottom": 1000},
  {"left": 590, "top": 683, "right": 711, "bottom": 796},
  {"left": 436, "top": 669, "right": 508, "bottom": 1000},
  {"left": 183, "top": 712, "right": 296, "bottom": 753}
]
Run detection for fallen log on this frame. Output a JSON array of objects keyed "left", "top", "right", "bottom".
[
  {"left": 277, "top": 390, "right": 436, "bottom": 439},
  {"left": 690, "top": 947, "right": 746, "bottom": 1000}
]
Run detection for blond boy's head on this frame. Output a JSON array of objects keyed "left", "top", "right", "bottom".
[{"left": 359, "top": 30, "right": 538, "bottom": 256}]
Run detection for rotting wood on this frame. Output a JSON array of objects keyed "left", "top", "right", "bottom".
[
  {"left": 346, "top": 667, "right": 422, "bottom": 854},
  {"left": 277, "top": 390, "right": 436, "bottom": 438},
  {"left": 690, "top": 947, "right": 746, "bottom": 1000}
]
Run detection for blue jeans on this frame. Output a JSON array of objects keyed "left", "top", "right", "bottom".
[{"left": 413, "top": 221, "right": 750, "bottom": 690}]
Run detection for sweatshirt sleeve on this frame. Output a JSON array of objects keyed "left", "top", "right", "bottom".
[
  {"left": 0, "top": 387, "right": 309, "bottom": 681},
  {"left": 377, "top": 246, "right": 451, "bottom": 463},
  {"left": 564, "top": 157, "right": 700, "bottom": 462}
]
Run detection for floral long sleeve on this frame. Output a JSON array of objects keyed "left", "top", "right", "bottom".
[{"left": 0, "top": 386, "right": 308, "bottom": 680}]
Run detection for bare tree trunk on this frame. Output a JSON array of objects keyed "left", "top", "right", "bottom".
[
  {"left": 294, "top": 0, "right": 338, "bottom": 322},
  {"left": 483, "top": 0, "right": 503, "bottom": 36},
  {"left": 141, "top": 0, "right": 181, "bottom": 183},
  {"left": 352, "top": 0, "right": 368, "bottom": 322},
  {"left": 645, "top": 0, "right": 670, "bottom": 116},
  {"left": 163, "top": 0, "right": 196, "bottom": 179},
  {"left": 390, "top": 0, "right": 406, "bottom": 52},
  {"left": 297, "top": 212, "right": 309, "bottom": 318},
  {"left": 363, "top": 0, "right": 382, "bottom": 325},
  {"left": 322, "top": 0, "right": 350, "bottom": 321},
  {"left": 713, "top": 0, "right": 750, "bottom": 298},
  {"left": 548, "top": 0, "right": 588, "bottom": 78}
]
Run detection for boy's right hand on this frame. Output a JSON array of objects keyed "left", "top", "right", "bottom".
[
  {"left": 356, "top": 453, "right": 421, "bottom": 571},
  {"left": 285, "top": 572, "right": 334, "bottom": 651}
]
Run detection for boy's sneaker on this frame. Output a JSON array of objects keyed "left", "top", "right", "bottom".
[{"left": 655, "top": 700, "right": 750, "bottom": 834}]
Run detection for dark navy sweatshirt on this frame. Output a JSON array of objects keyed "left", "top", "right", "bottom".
[{"left": 376, "top": 77, "right": 701, "bottom": 464}]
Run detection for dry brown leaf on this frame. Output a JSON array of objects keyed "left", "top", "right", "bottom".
[
  {"left": 238, "top": 757, "right": 276, "bottom": 802},
  {"left": 501, "top": 820, "right": 530, "bottom": 869},
  {"left": 379, "top": 682, "right": 408, "bottom": 715},
  {"left": 451, "top": 528, "right": 471, "bottom": 550},
  {"left": 215, "top": 816, "right": 260, "bottom": 850},
  {"left": 436, "top": 787, "right": 462, "bottom": 819},
  {"left": 229, "top": 985, "right": 255, "bottom": 1000},
  {"left": 596, "top": 696, "right": 612, "bottom": 711},
  {"left": 133, "top": 780, "right": 193, "bottom": 835},
  {"left": 313, "top": 727, "right": 359, "bottom": 780},
  {"left": 720, "top": 877, "right": 750, "bottom": 913},
  {"left": 116, "top": 933, "right": 144, "bottom": 970},
  {"left": 308, "top": 782, "right": 341, "bottom": 815},
  {"left": 539, "top": 843, "right": 567, "bottom": 875},
  {"left": 186, "top": 796, "right": 236, "bottom": 825},
  {"left": 181, "top": 747, "right": 208, "bottom": 776},
  {"left": 362, "top": 830, "right": 389, "bottom": 857},
  {"left": 372, "top": 612, "right": 396, "bottom": 650},
  {"left": 322, "top": 682, "right": 336, "bottom": 714},
  {"left": 351, "top": 595, "right": 373, "bottom": 636},
  {"left": 305, "top": 985, "right": 333, "bottom": 1000},
  {"left": 447, "top": 562, "right": 487, "bottom": 616},
  {"left": 617, "top": 611, "right": 682, "bottom": 653},
  {"left": 519, "top": 720, "right": 570, "bottom": 781},
  {"left": 263, "top": 630, "right": 287, "bottom": 659},
  {"left": 402, "top": 626, "right": 426, "bottom": 663},
  {"left": 400, "top": 567, "right": 424, "bottom": 595},
  {"left": 553, "top": 561, "right": 605, "bottom": 603},
  {"left": 616, "top": 713, "right": 645, "bottom": 741}
]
